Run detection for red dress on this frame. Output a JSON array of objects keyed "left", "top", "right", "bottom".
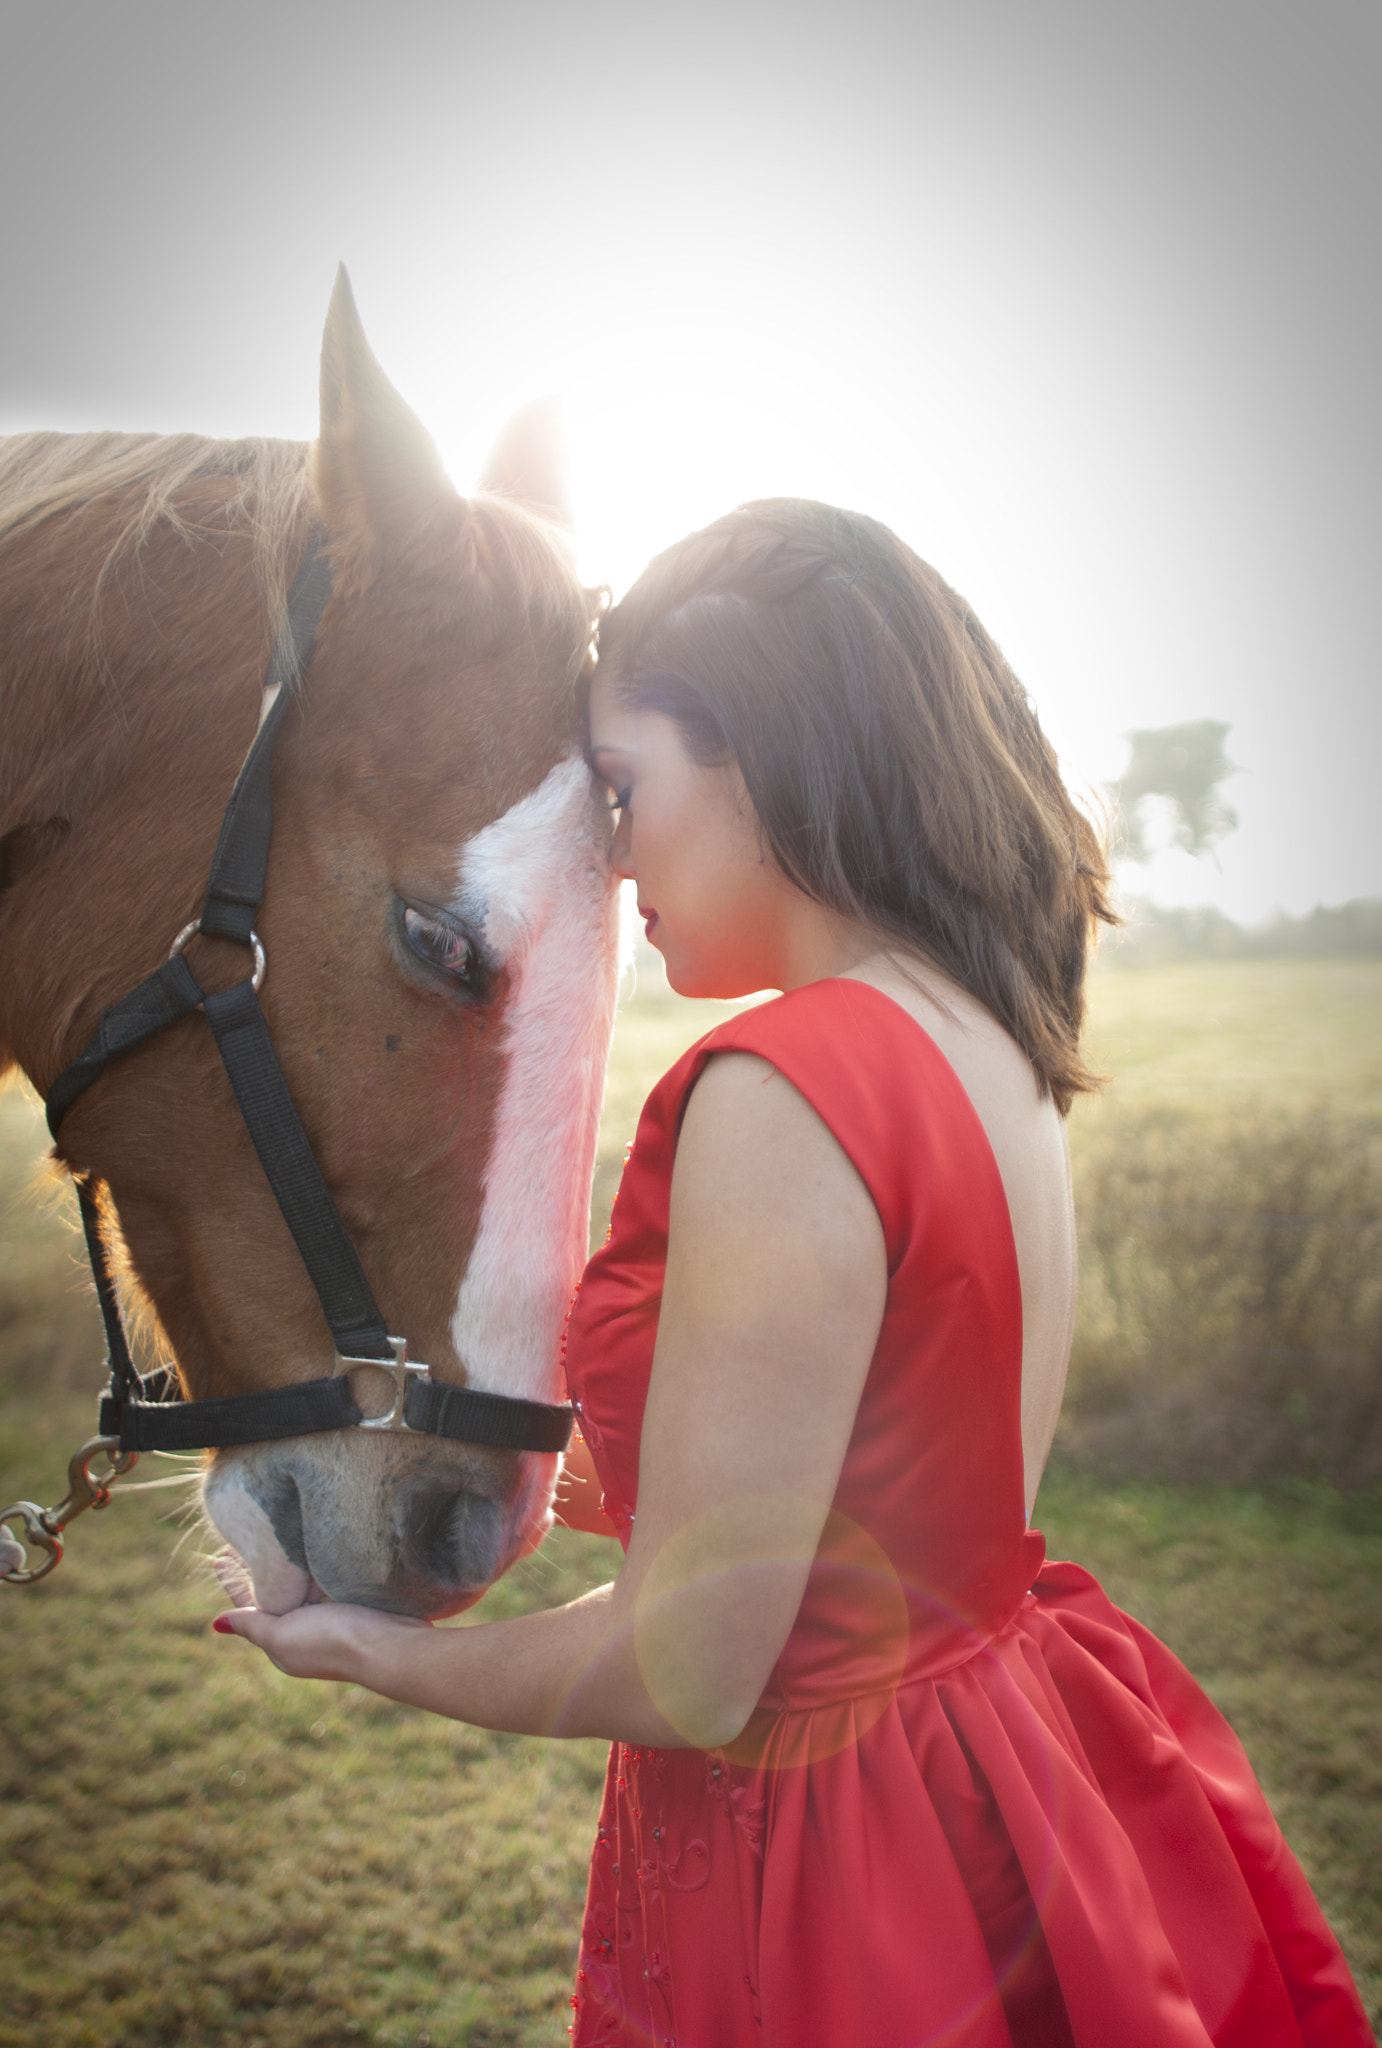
[{"left": 563, "top": 980, "right": 1371, "bottom": 2048}]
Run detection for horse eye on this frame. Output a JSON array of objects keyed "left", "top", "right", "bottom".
[{"left": 402, "top": 905, "right": 476, "bottom": 982}]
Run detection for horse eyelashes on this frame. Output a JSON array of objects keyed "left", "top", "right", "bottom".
[{"left": 401, "top": 904, "right": 478, "bottom": 984}]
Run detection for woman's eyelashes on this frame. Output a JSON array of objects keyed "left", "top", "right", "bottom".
[{"left": 607, "top": 787, "right": 632, "bottom": 820}]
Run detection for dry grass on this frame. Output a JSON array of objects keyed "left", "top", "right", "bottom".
[
  {"left": 2, "top": 1394, "right": 1376, "bottom": 2045},
  {"left": 1076, "top": 955, "right": 1382, "bottom": 1118},
  {"left": 1064, "top": 1103, "right": 1382, "bottom": 1483},
  {"left": 0, "top": 1389, "right": 617, "bottom": 2048}
]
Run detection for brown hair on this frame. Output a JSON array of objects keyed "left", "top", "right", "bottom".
[{"left": 598, "top": 499, "right": 1116, "bottom": 1113}]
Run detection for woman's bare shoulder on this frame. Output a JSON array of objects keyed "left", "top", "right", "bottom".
[
  {"left": 671, "top": 1047, "right": 884, "bottom": 1289},
  {"left": 843, "top": 953, "right": 1046, "bottom": 1118},
  {"left": 677, "top": 1045, "right": 861, "bottom": 1187}
]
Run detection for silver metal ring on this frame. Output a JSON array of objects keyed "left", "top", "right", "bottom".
[
  {"left": 332, "top": 1338, "right": 425, "bottom": 1433},
  {"left": 169, "top": 920, "right": 266, "bottom": 993}
]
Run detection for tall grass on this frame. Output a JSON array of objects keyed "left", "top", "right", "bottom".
[{"left": 1064, "top": 1104, "right": 1382, "bottom": 1484}]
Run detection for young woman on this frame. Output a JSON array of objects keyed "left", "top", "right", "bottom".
[{"left": 217, "top": 501, "right": 1371, "bottom": 2047}]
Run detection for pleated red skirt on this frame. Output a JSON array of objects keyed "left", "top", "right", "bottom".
[{"left": 563, "top": 981, "right": 1372, "bottom": 2046}]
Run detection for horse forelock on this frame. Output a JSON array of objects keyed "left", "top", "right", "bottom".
[{"left": 458, "top": 492, "right": 604, "bottom": 684}]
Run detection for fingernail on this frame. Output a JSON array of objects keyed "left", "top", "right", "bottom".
[{"left": 212, "top": 1615, "right": 236, "bottom": 1635}]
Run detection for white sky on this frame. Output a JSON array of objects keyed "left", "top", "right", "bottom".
[{"left": 2, "top": 0, "right": 1378, "bottom": 923}]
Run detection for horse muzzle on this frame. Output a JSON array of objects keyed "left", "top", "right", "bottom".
[{"left": 203, "top": 1430, "right": 555, "bottom": 1618}]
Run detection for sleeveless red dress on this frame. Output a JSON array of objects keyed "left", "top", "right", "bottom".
[{"left": 562, "top": 980, "right": 1371, "bottom": 2048}]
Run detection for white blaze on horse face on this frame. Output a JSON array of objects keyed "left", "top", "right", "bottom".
[{"left": 450, "top": 752, "right": 619, "bottom": 1401}]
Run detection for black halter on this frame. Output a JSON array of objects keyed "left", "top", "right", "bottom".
[{"left": 44, "top": 533, "right": 574, "bottom": 1460}]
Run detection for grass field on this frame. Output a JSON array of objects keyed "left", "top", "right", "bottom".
[
  {"left": 1077, "top": 954, "right": 1382, "bottom": 1118},
  {"left": 2, "top": 955, "right": 1379, "bottom": 2042}
]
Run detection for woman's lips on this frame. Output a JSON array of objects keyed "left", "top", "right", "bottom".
[{"left": 639, "top": 906, "right": 658, "bottom": 939}]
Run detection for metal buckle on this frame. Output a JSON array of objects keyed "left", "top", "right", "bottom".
[
  {"left": 0, "top": 1436, "right": 138, "bottom": 1587},
  {"left": 169, "top": 919, "right": 266, "bottom": 993},
  {"left": 331, "top": 1336, "right": 429, "bottom": 1432}
]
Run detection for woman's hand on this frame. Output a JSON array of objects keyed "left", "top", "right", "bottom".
[{"left": 213, "top": 1601, "right": 432, "bottom": 1684}]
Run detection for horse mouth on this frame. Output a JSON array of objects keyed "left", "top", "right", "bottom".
[
  {"left": 212, "top": 1544, "right": 261, "bottom": 1608},
  {"left": 213, "top": 1543, "right": 336, "bottom": 1611}
]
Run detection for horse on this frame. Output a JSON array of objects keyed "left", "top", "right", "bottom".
[{"left": 0, "top": 270, "right": 621, "bottom": 1617}]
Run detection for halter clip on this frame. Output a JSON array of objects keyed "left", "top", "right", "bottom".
[{"left": 332, "top": 1337, "right": 429, "bottom": 1433}]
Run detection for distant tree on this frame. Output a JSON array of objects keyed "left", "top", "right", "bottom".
[{"left": 1113, "top": 719, "right": 1239, "bottom": 861}]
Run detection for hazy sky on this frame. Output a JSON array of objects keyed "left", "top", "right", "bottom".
[{"left": 3, "top": 0, "right": 1377, "bottom": 922}]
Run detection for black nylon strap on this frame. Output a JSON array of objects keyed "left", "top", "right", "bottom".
[
  {"left": 198, "top": 531, "right": 333, "bottom": 945},
  {"left": 101, "top": 1374, "right": 363, "bottom": 1453},
  {"left": 46, "top": 954, "right": 206, "bottom": 1138},
  {"left": 202, "top": 977, "right": 394, "bottom": 1361},
  {"left": 77, "top": 1155, "right": 572, "bottom": 1458},
  {"left": 98, "top": 1373, "right": 574, "bottom": 1454},
  {"left": 404, "top": 1377, "right": 575, "bottom": 1453}
]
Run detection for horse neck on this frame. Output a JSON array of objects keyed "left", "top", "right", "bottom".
[{"left": 0, "top": 466, "right": 312, "bottom": 1082}]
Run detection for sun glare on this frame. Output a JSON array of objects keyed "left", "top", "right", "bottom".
[{"left": 409, "top": 204, "right": 1360, "bottom": 925}]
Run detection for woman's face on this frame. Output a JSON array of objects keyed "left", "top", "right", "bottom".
[{"left": 586, "top": 670, "right": 802, "bottom": 998}]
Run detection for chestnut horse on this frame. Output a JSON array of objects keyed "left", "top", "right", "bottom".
[{"left": 0, "top": 273, "right": 620, "bottom": 1616}]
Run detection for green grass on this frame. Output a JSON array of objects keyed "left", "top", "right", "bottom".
[
  {"left": 2, "top": 956, "right": 1380, "bottom": 2040},
  {"left": 1077, "top": 955, "right": 1382, "bottom": 1119},
  {"left": 0, "top": 1386, "right": 621, "bottom": 2048}
]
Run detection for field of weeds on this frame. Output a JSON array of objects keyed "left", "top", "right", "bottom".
[
  {"left": 1064, "top": 958, "right": 1382, "bottom": 1488},
  {"left": 1, "top": 953, "right": 1379, "bottom": 2042}
]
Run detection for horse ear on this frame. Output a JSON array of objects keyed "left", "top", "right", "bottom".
[
  {"left": 478, "top": 397, "right": 573, "bottom": 530},
  {"left": 314, "top": 265, "right": 459, "bottom": 565}
]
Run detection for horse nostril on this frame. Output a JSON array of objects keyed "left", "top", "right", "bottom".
[
  {"left": 400, "top": 1484, "right": 505, "bottom": 1590},
  {"left": 259, "top": 1469, "right": 308, "bottom": 1570}
]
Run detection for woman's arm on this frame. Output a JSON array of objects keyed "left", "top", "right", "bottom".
[{"left": 216, "top": 1052, "right": 887, "bottom": 1748}]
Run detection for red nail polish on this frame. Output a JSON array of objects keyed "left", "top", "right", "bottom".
[{"left": 212, "top": 1615, "right": 236, "bottom": 1634}]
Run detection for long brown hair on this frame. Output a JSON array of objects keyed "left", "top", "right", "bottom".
[{"left": 599, "top": 499, "right": 1116, "bottom": 1113}]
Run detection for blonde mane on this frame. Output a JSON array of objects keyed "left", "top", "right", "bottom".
[{"left": 0, "top": 430, "right": 316, "bottom": 630}]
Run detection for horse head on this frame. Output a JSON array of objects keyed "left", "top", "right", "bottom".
[{"left": 0, "top": 272, "right": 620, "bottom": 1616}]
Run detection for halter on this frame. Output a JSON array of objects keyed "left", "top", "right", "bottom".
[{"left": 2, "top": 534, "right": 573, "bottom": 1584}]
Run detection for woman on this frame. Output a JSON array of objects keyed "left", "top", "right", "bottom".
[{"left": 217, "top": 501, "right": 1371, "bottom": 2046}]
